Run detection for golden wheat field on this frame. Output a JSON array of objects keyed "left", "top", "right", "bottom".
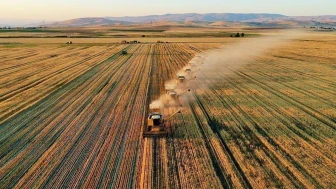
[{"left": 0, "top": 31, "right": 335, "bottom": 188}]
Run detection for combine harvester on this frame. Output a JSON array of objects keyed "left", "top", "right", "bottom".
[
  {"left": 176, "top": 75, "right": 186, "bottom": 84},
  {"left": 143, "top": 87, "right": 191, "bottom": 137},
  {"left": 165, "top": 86, "right": 191, "bottom": 104},
  {"left": 176, "top": 74, "right": 196, "bottom": 83},
  {"left": 165, "top": 85, "right": 178, "bottom": 102},
  {"left": 143, "top": 108, "right": 181, "bottom": 137},
  {"left": 143, "top": 61, "right": 202, "bottom": 138}
]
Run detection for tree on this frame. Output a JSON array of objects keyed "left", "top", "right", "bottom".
[
  {"left": 241, "top": 33, "right": 245, "bottom": 37},
  {"left": 230, "top": 35, "right": 233, "bottom": 37},
  {"left": 235, "top": 32, "right": 240, "bottom": 37}
]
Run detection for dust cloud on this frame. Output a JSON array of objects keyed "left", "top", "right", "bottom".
[
  {"left": 149, "top": 30, "right": 307, "bottom": 109},
  {"left": 149, "top": 99, "right": 164, "bottom": 110},
  {"left": 187, "top": 30, "right": 307, "bottom": 90}
]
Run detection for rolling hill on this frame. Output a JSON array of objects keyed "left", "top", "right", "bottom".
[
  {"left": 48, "top": 17, "right": 133, "bottom": 27},
  {"left": 46, "top": 14, "right": 336, "bottom": 27},
  {"left": 107, "top": 13, "right": 286, "bottom": 23}
]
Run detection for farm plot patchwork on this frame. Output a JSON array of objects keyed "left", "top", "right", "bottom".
[{"left": 0, "top": 39, "right": 335, "bottom": 189}]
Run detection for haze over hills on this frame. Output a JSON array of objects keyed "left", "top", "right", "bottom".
[
  {"left": 2, "top": 13, "right": 336, "bottom": 27},
  {"left": 107, "top": 13, "right": 287, "bottom": 23},
  {"left": 48, "top": 13, "right": 336, "bottom": 28},
  {"left": 50, "top": 18, "right": 132, "bottom": 27}
]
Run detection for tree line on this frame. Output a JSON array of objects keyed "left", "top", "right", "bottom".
[{"left": 230, "top": 33, "right": 245, "bottom": 37}]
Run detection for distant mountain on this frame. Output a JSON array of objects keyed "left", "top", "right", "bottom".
[
  {"left": 48, "top": 17, "right": 133, "bottom": 27},
  {"left": 107, "top": 13, "right": 287, "bottom": 23},
  {"left": 46, "top": 14, "right": 336, "bottom": 27},
  {"left": 106, "top": 13, "right": 335, "bottom": 27},
  {"left": 291, "top": 15, "right": 336, "bottom": 22}
]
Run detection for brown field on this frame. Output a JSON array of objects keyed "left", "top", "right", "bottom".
[
  {"left": 0, "top": 37, "right": 235, "bottom": 44},
  {"left": 0, "top": 28, "right": 335, "bottom": 188}
]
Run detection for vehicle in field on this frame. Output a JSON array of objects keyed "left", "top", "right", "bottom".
[
  {"left": 143, "top": 108, "right": 181, "bottom": 137},
  {"left": 176, "top": 75, "right": 186, "bottom": 83},
  {"left": 185, "top": 68, "right": 191, "bottom": 72}
]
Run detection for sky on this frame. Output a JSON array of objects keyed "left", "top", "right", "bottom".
[{"left": 1, "top": 0, "right": 336, "bottom": 22}]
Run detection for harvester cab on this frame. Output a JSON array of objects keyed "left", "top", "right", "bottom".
[
  {"left": 165, "top": 90, "right": 177, "bottom": 103},
  {"left": 167, "top": 90, "right": 177, "bottom": 95},
  {"left": 143, "top": 108, "right": 181, "bottom": 138},
  {"left": 148, "top": 109, "right": 163, "bottom": 127},
  {"left": 176, "top": 76, "right": 186, "bottom": 84},
  {"left": 165, "top": 85, "right": 177, "bottom": 103},
  {"left": 144, "top": 108, "right": 166, "bottom": 137},
  {"left": 165, "top": 85, "right": 177, "bottom": 96},
  {"left": 167, "top": 90, "right": 177, "bottom": 98},
  {"left": 165, "top": 85, "right": 175, "bottom": 92}
]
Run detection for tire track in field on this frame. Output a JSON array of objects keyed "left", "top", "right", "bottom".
[
  {"left": 0, "top": 46, "right": 125, "bottom": 124},
  {"left": 227, "top": 67, "right": 336, "bottom": 130},
  {"left": 193, "top": 67, "right": 328, "bottom": 188},
  {"left": 0, "top": 45, "right": 132, "bottom": 188},
  {"left": 188, "top": 98, "right": 240, "bottom": 189},
  {"left": 0, "top": 46, "right": 89, "bottom": 76},
  {"left": 247, "top": 64, "right": 336, "bottom": 106},
  {"left": 0, "top": 46, "right": 117, "bottom": 99}
]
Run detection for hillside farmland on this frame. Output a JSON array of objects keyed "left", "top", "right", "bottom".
[{"left": 0, "top": 37, "right": 335, "bottom": 188}]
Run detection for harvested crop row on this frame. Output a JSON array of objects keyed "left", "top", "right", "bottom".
[
  {"left": 140, "top": 43, "right": 226, "bottom": 188},
  {"left": 2, "top": 39, "right": 334, "bottom": 189},
  {"left": 0, "top": 45, "right": 140, "bottom": 188},
  {"left": 193, "top": 72, "right": 316, "bottom": 188},
  {"left": 0, "top": 46, "right": 93, "bottom": 81},
  {"left": 0, "top": 45, "right": 126, "bottom": 124},
  {"left": 182, "top": 39, "right": 336, "bottom": 188}
]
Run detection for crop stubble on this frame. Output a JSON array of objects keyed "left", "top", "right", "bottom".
[{"left": 0, "top": 39, "right": 335, "bottom": 188}]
